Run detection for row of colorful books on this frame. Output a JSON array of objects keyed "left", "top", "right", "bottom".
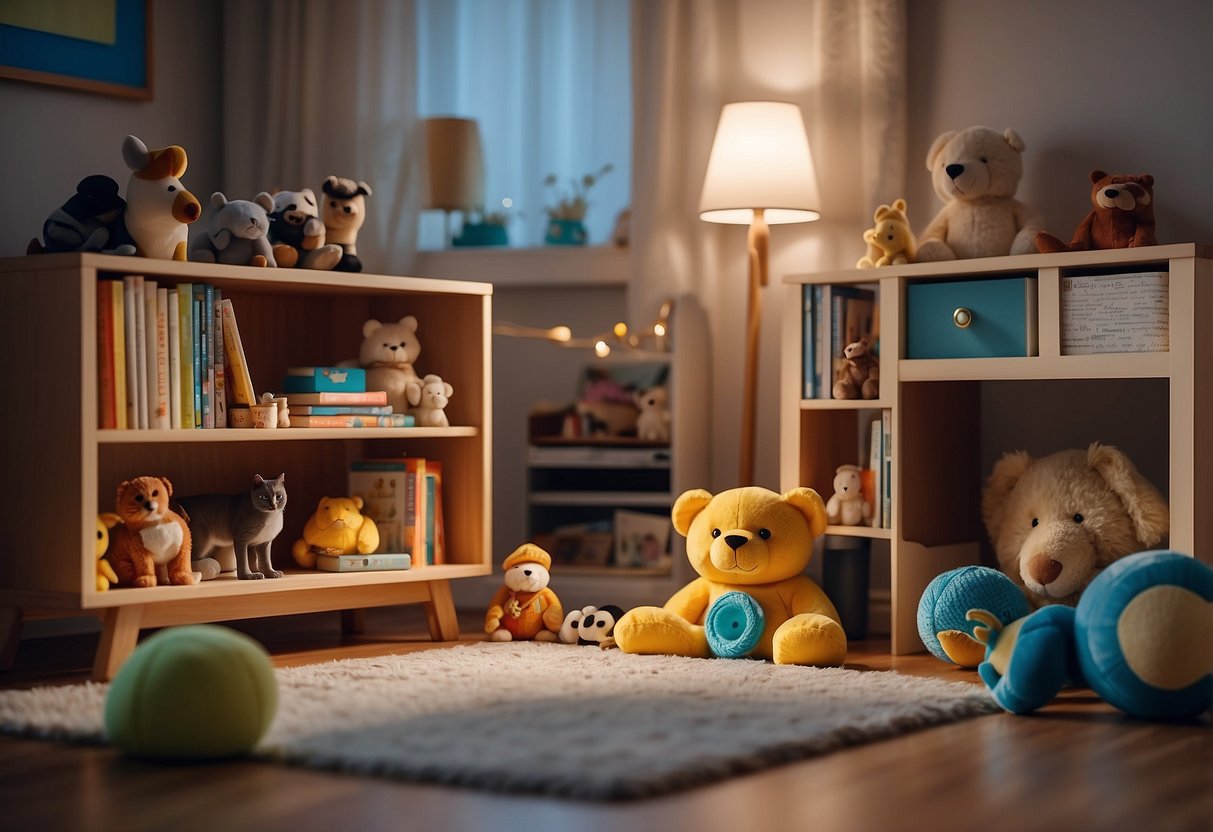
[
  {"left": 335, "top": 457, "right": 445, "bottom": 570},
  {"left": 96, "top": 277, "right": 255, "bottom": 429},
  {"left": 801, "top": 283, "right": 878, "bottom": 399},
  {"left": 859, "top": 411, "right": 892, "bottom": 529},
  {"left": 281, "top": 366, "right": 414, "bottom": 428}
]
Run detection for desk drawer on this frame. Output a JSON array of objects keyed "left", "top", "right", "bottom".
[{"left": 906, "top": 276, "right": 1038, "bottom": 359}]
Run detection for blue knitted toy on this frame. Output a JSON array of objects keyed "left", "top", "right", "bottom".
[
  {"left": 705, "top": 591, "right": 765, "bottom": 658},
  {"left": 917, "top": 565, "right": 1029, "bottom": 667}
]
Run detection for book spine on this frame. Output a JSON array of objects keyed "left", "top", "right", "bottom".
[
  {"left": 154, "top": 287, "right": 170, "bottom": 429},
  {"left": 881, "top": 408, "right": 892, "bottom": 529},
  {"left": 430, "top": 460, "right": 444, "bottom": 565},
  {"left": 315, "top": 553, "right": 412, "bottom": 572},
  {"left": 111, "top": 279, "right": 127, "bottom": 430},
  {"left": 122, "top": 276, "right": 139, "bottom": 429},
  {"left": 285, "top": 391, "right": 390, "bottom": 405},
  {"left": 802, "top": 284, "right": 814, "bottom": 399},
  {"left": 868, "top": 416, "right": 882, "bottom": 528},
  {"left": 410, "top": 459, "right": 426, "bottom": 568},
  {"left": 143, "top": 280, "right": 158, "bottom": 430},
  {"left": 816, "top": 285, "right": 829, "bottom": 398},
  {"left": 290, "top": 405, "right": 393, "bottom": 416},
  {"left": 168, "top": 290, "right": 180, "bottom": 431},
  {"left": 193, "top": 285, "right": 208, "bottom": 428},
  {"left": 219, "top": 299, "right": 256, "bottom": 405},
  {"left": 96, "top": 280, "right": 116, "bottom": 429},
  {"left": 192, "top": 295, "right": 202, "bottom": 427},
  {"left": 289, "top": 414, "right": 412, "bottom": 428},
  {"left": 203, "top": 283, "right": 215, "bottom": 428},
  {"left": 178, "top": 282, "right": 194, "bottom": 429},
  {"left": 213, "top": 289, "right": 226, "bottom": 427},
  {"left": 132, "top": 275, "right": 147, "bottom": 429}
]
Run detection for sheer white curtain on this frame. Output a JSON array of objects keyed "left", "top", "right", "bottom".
[
  {"left": 629, "top": 0, "right": 907, "bottom": 488},
  {"left": 220, "top": 0, "right": 421, "bottom": 276},
  {"left": 415, "top": 0, "right": 631, "bottom": 248}
]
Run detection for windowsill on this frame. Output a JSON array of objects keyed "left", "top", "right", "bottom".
[{"left": 413, "top": 245, "right": 630, "bottom": 289}]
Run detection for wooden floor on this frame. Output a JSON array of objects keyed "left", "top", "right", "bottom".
[{"left": 1, "top": 607, "right": 1210, "bottom": 832}]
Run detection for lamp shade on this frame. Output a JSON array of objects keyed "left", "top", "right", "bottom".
[
  {"left": 423, "top": 117, "right": 485, "bottom": 212},
  {"left": 698, "top": 101, "right": 821, "bottom": 225}
]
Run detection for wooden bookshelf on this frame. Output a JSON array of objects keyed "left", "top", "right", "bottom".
[{"left": 0, "top": 253, "right": 493, "bottom": 679}]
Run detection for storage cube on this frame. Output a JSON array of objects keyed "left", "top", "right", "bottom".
[{"left": 906, "top": 276, "right": 1038, "bottom": 359}]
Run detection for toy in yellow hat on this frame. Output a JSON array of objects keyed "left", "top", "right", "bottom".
[{"left": 484, "top": 543, "right": 564, "bottom": 642}]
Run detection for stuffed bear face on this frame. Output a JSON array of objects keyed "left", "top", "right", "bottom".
[
  {"left": 1090, "top": 171, "right": 1154, "bottom": 216},
  {"left": 270, "top": 188, "right": 320, "bottom": 228},
  {"left": 210, "top": 191, "right": 274, "bottom": 240},
  {"left": 359, "top": 316, "right": 421, "bottom": 367},
  {"left": 408, "top": 374, "right": 452, "bottom": 410},
  {"left": 981, "top": 443, "right": 1170, "bottom": 607},
  {"left": 115, "top": 476, "right": 174, "bottom": 528},
  {"left": 673, "top": 486, "right": 828, "bottom": 586},
  {"left": 634, "top": 386, "right": 668, "bottom": 413},
  {"left": 831, "top": 465, "right": 864, "bottom": 503},
  {"left": 926, "top": 127, "right": 1025, "bottom": 204},
  {"left": 322, "top": 176, "right": 371, "bottom": 236},
  {"left": 503, "top": 560, "right": 551, "bottom": 593},
  {"left": 842, "top": 336, "right": 875, "bottom": 363}
]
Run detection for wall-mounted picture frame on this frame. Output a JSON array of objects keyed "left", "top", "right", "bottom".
[{"left": 0, "top": 0, "right": 151, "bottom": 100}]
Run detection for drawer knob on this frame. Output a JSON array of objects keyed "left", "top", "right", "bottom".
[{"left": 952, "top": 307, "right": 973, "bottom": 329}]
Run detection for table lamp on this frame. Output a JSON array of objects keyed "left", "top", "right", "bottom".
[
  {"left": 423, "top": 117, "right": 485, "bottom": 246},
  {"left": 699, "top": 101, "right": 821, "bottom": 485}
]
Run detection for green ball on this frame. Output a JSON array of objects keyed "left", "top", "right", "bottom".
[{"left": 104, "top": 624, "right": 277, "bottom": 760}]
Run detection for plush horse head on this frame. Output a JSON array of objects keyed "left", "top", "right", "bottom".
[{"left": 121, "top": 135, "right": 201, "bottom": 260}]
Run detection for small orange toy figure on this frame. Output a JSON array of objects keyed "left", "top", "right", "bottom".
[{"left": 484, "top": 544, "right": 564, "bottom": 642}]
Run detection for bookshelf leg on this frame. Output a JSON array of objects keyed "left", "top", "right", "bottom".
[
  {"left": 340, "top": 609, "right": 367, "bottom": 635},
  {"left": 0, "top": 607, "right": 22, "bottom": 670},
  {"left": 93, "top": 606, "right": 143, "bottom": 682},
  {"left": 423, "top": 580, "right": 460, "bottom": 642}
]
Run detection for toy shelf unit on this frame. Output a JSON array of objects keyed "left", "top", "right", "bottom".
[
  {"left": 781, "top": 243, "right": 1213, "bottom": 654},
  {"left": 0, "top": 253, "right": 493, "bottom": 680}
]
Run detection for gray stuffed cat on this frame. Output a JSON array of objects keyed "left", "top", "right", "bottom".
[
  {"left": 178, "top": 473, "right": 287, "bottom": 580},
  {"left": 188, "top": 191, "right": 277, "bottom": 267}
]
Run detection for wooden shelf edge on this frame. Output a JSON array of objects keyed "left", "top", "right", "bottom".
[
  {"left": 898, "top": 352, "right": 1170, "bottom": 382},
  {"left": 97, "top": 426, "right": 480, "bottom": 443}
]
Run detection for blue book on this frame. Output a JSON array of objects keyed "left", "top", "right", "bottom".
[
  {"left": 192, "top": 296, "right": 202, "bottom": 426},
  {"left": 315, "top": 553, "right": 412, "bottom": 572},
  {"left": 204, "top": 283, "right": 215, "bottom": 428},
  {"left": 802, "top": 284, "right": 815, "bottom": 398},
  {"left": 283, "top": 366, "right": 367, "bottom": 393},
  {"left": 289, "top": 405, "right": 393, "bottom": 416},
  {"left": 424, "top": 471, "right": 436, "bottom": 565}
]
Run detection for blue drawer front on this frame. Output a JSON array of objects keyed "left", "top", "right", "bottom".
[{"left": 906, "top": 277, "right": 1037, "bottom": 359}]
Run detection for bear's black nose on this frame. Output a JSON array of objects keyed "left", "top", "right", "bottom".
[
  {"left": 945, "top": 163, "right": 965, "bottom": 179},
  {"left": 1104, "top": 188, "right": 1119, "bottom": 198},
  {"left": 523, "top": 569, "right": 532, "bottom": 576},
  {"left": 724, "top": 534, "right": 747, "bottom": 551}
]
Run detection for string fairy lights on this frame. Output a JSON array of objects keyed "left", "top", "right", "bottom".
[{"left": 494, "top": 300, "right": 673, "bottom": 358}]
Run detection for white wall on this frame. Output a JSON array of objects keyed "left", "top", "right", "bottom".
[{"left": 0, "top": 2, "right": 222, "bottom": 257}]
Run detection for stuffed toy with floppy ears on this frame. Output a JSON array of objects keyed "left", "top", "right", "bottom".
[{"left": 613, "top": 486, "right": 846, "bottom": 666}]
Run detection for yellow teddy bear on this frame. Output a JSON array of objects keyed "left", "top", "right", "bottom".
[
  {"left": 96, "top": 513, "right": 121, "bottom": 592},
  {"left": 291, "top": 496, "right": 381, "bottom": 568},
  {"left": 856, "top": 198, "right": 916, "bottom": 268},
  {"left": 613, "top": 486, "right": 847, "bottom": 666}
]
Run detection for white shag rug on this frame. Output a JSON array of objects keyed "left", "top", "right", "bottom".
[{"left": 0, "top": 642, "right": 997, "bottom": 800}]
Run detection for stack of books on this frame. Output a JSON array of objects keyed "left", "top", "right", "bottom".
[
  {"left": 347, "top": 457, "right": 445, "bottom": 568},
  {"left": 96, "top": 277, "right": 255, "bottom": 429},
  {"left": 283, "top": 366, "right": 414, "bottom": 427},
  {"left": 801, "top": 283, "right": 878, "bottom": 399}
]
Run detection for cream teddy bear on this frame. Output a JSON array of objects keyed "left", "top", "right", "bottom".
[
  {"left": 356, "top": 316, "right": 422, "bottom": 416},
  {"left": 825, "top": 464, "right": 870, "bottom": 526},
  {"left": 981, "top": 442, "right": 1169, "bottom": 608},
  {"left": 406, "top": 373, "right": 453, "bottom": 427},
  {"left": 916, "top": 126, "right": 1045, "bottom": 261},
  {"left": 634, "top": 386, "right": 671, "bottom": 442}
]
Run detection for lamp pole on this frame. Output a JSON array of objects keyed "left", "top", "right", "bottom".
[{"left": 740, "top": 208, "right": 769, "bottom": 486}]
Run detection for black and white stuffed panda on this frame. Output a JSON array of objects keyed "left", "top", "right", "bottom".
[{"left": 558, "top": 605, "right": 625, "bottom": 647}]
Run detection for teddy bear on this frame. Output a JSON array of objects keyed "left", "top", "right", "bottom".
[
  {"left": 1036, "top": 171, "right": 1157, "bottom": 253},
  {"left": 121, "top": 134, "right": 202, "bottom": 261},
  {"left": 966, "top": 550, "right": 1212, "bottom": 720},
  {"left": 832, "top": 334, "right": 879, "bottom": 400},
  {"left": 188, "top": 192, "right": 277, "bottom": 267},
  {"left": 291, "top": 496, "right": 381, "bottom": 568},
  {"left": 96, "top": 513, "right": 122, "bottom": 592},
  {"left": 981, "top": 442, "right": 1170, "bottom": 610},
  {"left": 633, "top": 386, "right": 671, "bottom": 442},
  {"left": 406, "top": 373, "right": 453, "bottom": 427},
  {"left": 353, "top": 316, "right": 422, "bottom": 416},
  {"left": 267, "top": 188, "right": 343, "bottom": 269},
  {"left": 915, "top": 126, "right": 1045, "bottom": 262},
  {"left": 321, "top": 175, "right": 372, "bottom": 272},
  {"left": 856, "top": 198, "right": 916, "bottom": 268},
  {"left": 612, "top": 486, "right": 847, "bottom": 666},
  {"left": 106, "top": 476, "right": 195, "bottom": 588},
  {"left": 27, "top": 174, "right": 136, "bottom": 256},
  {"left": 484, "top": 543, "right": 564, "bottom": 642},
  {"left": 825, "top": 464, "right": 870, "bottom": 527}
]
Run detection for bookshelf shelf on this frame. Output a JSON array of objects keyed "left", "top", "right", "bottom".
[
  {"left": 0, "top": 252, "right": 494, "bottom": 680},
  {"left": 781, "top": 243, "right": 1213, "bottom": 655}
]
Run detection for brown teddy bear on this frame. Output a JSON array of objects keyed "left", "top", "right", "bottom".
[
  {"left": 1036, "top": 170, "right": 1157, "bottom": 253},
  {"left": 981, "top": 442, "right": 1169, "bottom": 609},
  {"left": 832, "top": 334, "right": 879, "bottom": 400}
]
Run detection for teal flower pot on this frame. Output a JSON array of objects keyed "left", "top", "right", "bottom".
[
  {"left": 545, "top": 218, "right": 587, "bottom": 246},
  {"left": 453, "top": 222, "right": 508, "bottom": 247}
]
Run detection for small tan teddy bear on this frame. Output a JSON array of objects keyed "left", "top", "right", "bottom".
[
  {"left": 856, "top": 198, "right": 916, "bottom": 268},
  {"left": 406, "top": 373, "right": 453, "bottom": 427},
  {"left": 832, "top": 334, "right": 879, "bottom": 400}
]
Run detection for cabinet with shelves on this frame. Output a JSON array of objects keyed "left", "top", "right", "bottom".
[
  {"left": 0, "top": 253, "right": 493, "bottom": 679},
  {"left": 781, "top": 244, "right": 1213, "bottom": 654}
]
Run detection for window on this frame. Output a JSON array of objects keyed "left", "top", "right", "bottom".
[{"left": 416, "top": 0, "right": 632, "bottom": 249}]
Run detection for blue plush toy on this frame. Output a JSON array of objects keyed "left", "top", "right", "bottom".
[
  {"left": 969, "top": 550, "right": 1213, "bottom": 720},
  {"left": 705, "top": 591, "right": 765, "bottom": 658},
  {"left": 917, "top": 565, "right": 1029, "bottom": 667}
]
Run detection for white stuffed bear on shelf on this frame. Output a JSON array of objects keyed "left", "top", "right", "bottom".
[
  {"left": 634, "top": 386, "right": 671, "bottom": 442},
  {"left": 406, "top": 373, "right": 453, "bottom": 428},
  {"left": 825, "top": 464, "right": 870, "bottom": 527},
  {"left": 916, "top": 126, "right": 1045, "bottom": 261}
]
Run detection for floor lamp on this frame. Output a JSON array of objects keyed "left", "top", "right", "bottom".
[{"left": 699, "top": 101, "right": 821, "bottom": 486}]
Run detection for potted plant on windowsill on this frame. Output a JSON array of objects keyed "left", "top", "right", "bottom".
[
  {"left": 453, "top": 200, "right": 516, "bottom": 247},
  {"left": 543, "top": 164, "right": 613, "bottom": 246}
]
